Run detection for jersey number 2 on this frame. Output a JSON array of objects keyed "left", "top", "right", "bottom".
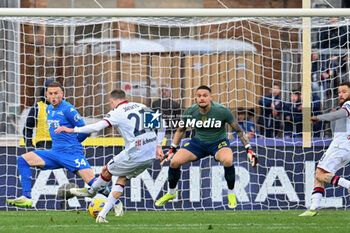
[{"left": 127, "top": 109, "right": 146, "bottom": 137}]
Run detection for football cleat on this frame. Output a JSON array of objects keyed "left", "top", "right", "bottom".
[
  {"left": 114, "top": 200, "right": 124, "bottom": 216},
  {"left": 228, "top": 193, "right": 237, "bottom": 209},
  {"left": 69, "top": 187, "right": 95, "bottom": 198},
  {"left": 6, "top": 196, "right": 33, "bottom": 208},
  {"left": 155, "top": 192, "right": 177, "bottom": 207},
  {"left": 299, "top": 210, "right": 319, "bottom": 216},
  {"left": 96, "top": 215, "right": 108, "bottom": 223}
]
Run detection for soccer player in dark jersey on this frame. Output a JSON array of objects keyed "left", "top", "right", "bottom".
[
  {"left": 155, "top": 85, "right": 258, "bottom": 209},
  {"left": 6, "top": 82, "right": 104, "bottom": 207}
]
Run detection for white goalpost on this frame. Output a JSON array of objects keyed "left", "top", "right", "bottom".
[{"left": 1, "top": 8, "right": 350, "bottom": 211}]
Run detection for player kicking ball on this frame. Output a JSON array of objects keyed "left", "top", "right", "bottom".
[
  {"left": 55, "top": 89, "right": 164, "bottom": 223},
  {"left": 6, "top": 81, "right": 109, "bottom": 208},
  {"left": 155, "top": 85, "right": 258, "bottom": 209},
  {"left": 300, "top": 82, "right": 350, "bottom": 216}
]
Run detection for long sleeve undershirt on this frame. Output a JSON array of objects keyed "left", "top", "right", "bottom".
[{"left": 317, "top": 108, "right": 348, "bottom": 121}]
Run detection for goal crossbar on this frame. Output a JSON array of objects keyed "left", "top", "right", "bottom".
[{"left": 1, "top": 8, "right": 350, "bottom": 17}]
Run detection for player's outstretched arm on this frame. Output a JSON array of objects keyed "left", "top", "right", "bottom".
[
  {"left": 73, "top": 120, "right": 109, "bottom": 134},
  {"left": 314, "top": 108, "right": 348, "bottom": 122},
  {"left": 55, "top": 120, "right": 109, "bottom": 134},
  {"left": 230, "top": 121, "right": 258, "bottom": 167}
]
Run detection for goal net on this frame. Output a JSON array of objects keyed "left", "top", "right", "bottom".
[{"left": 1, "top": 14, "right": 350, "bottom": 211}]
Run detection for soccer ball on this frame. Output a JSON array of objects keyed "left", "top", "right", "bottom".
[{"left": 88, "top": 199, "right": 106, "bottom": 218}]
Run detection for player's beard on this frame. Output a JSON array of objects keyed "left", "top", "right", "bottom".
[
  {"left": 198, "top": 102, "right": 209, "bottom": 109},
  {"left": 339, "top": 96, "right": 350, "bottom": 106}
]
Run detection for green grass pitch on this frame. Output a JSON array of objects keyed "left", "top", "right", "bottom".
[{"left": 0, "top": 210, "right": 349, "bottom": 233}]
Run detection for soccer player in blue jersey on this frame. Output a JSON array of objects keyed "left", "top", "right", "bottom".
[{"left": 6, "top": 81, "right": 101, "bottom": 207}]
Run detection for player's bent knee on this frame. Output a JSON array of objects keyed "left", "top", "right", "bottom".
[
  {"left": 169, "top": 159, "right": 183, "bottom": 169},
  {"left": 20, "top": 152, "right": 44, "bottom": 167},
  {"left": 101, "top": 165, "right": 112, "bottom": 179}
]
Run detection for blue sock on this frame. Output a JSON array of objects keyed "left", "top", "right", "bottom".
[
  {"left": 17, "top": 156, "right": 32, "bottom": 199},
  {"left": 88, "top": 177, "right": 96, "bottom": 186}
]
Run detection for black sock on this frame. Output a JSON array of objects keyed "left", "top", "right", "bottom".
[
  {"left": 168, "top": 167, "right": 181, "bottom": 189},
  {"left": 224, "top": 165, "right": 235, "bottom": 190}
]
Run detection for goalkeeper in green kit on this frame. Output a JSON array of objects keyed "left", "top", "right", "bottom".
[{"left": 156, "top": 85, "right": 258, "bottom": 209}]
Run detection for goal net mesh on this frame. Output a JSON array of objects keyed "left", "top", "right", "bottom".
[{"left": 1, "top": 16, "right": 349, "bottom": 211}]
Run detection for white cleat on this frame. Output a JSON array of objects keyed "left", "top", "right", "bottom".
[
  {"left": 96, "top": 215, "right": 108, "bottom": 223},
  {"left": 69, "top": 187, "right": 95, "bottom": 198},
  {"left": 114, "top": 201, "right": 124, "bottom": 216}
]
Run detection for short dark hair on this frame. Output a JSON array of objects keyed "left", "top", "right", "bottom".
[
  {"left": 237, "top": 107, "right": 246, "bottom": 115},
  {"left": 291, "top": 89, "right": 301, "bottom": 95},
  {"left": 110, "top": 89, "right": 126, "bottom": 100},
  {"left": 197, "top": 85, "right": 211, "bottom": 93},
  {"left": 47, "top": 81, "right": 63, "bottom": 91},
  {"left": 339, "top": 81, "right": 350, "bottom": 88}
]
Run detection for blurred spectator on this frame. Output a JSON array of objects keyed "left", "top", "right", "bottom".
[
  {"left": 310, "top": 93, "right": 323, "bottom": 137},
  {"left": 232, "top": 108, "right": 257, "bottom": 139},
  {"left": 258, "top": 84, "right": 282, "bottom": 137},
  {"left": 23, "top": 79, "right": 54, "bottom": 150},
  {"left": 283, "top": 90, "right": 303, "bottom": 138},
  {"left": 151, "top": 84, "right": 181, "bottom": 135},
  {"left": 312, "top": 17, "right": 350, "bottom": 107}
]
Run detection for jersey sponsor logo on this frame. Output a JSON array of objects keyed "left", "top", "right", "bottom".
[
  {"left": 57, "top": 111, "right": 64, "bottom": 116},
  {"left": 74, "top": 113, "right": 82, "bottom": 122},
  {"left": 47, "top": 119, "right": 60, "bottom": 128},
  {"left": 144, "top": 110, "right": 161, "bottom": 129},
  {"left": 135, "top": 136, "right": 157, "bottom": 147}
]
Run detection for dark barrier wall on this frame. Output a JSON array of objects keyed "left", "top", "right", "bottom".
[{"left": 1, "top": 144, "right": 349, "bottom": 211}]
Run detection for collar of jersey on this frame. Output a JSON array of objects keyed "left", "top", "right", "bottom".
[{"left": 116, "top": 100, "right": 129, "bottom": 109}]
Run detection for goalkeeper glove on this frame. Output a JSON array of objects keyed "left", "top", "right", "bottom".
[
  {"left": 160, "top": 144, "right": 179, "bottom": 166},
  {"left": 246, "top": 145, "right": 258, "bottom": 167}
]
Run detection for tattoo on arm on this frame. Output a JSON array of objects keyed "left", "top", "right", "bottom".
[{"left": 231, "top": 122, "right": 249, "bottom": 147}]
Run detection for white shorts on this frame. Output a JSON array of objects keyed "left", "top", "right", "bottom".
[
  {"left": 317, "top": 141, "right": 350, "bottom": 174},
  {"left": 106, "top": 150, "right": 156, "bottom": 179}
]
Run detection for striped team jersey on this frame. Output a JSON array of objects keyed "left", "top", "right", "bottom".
[{"left": 103, "top": 101, "right": 157, "bottom": 161}]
